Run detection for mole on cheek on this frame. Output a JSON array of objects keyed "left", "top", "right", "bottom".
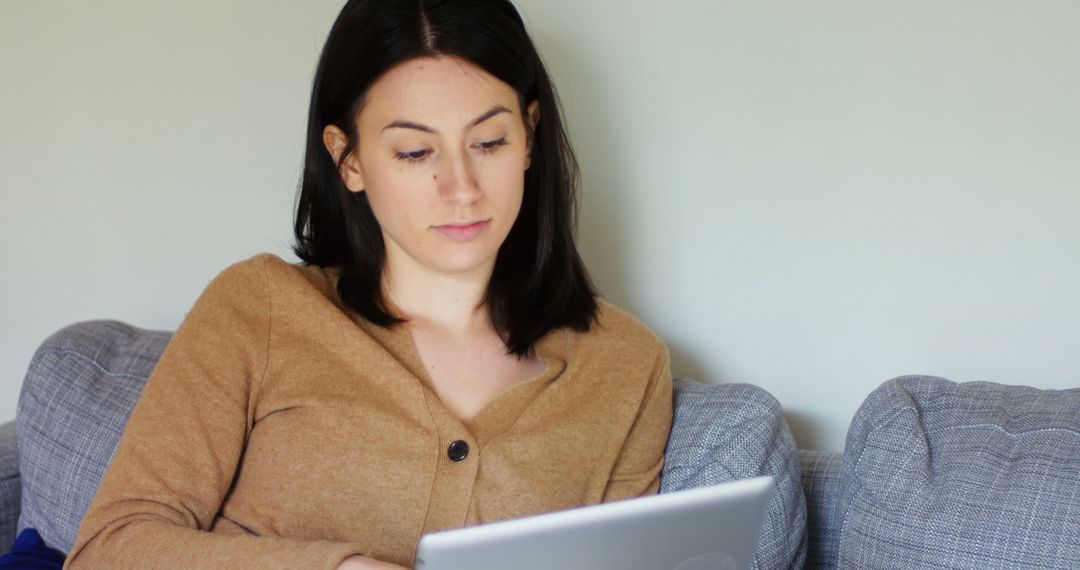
[{"left": 433, "top": 174, "right": 438, "bottom": 180}]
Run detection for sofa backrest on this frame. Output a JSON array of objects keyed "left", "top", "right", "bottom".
[
  {"left": 15, "top": 319, "right": 811, "bottom": 569},
  {"left": 16, "top": 320, "right": 171, "bottom": 553},
  {"left": 664, "top": 379, "right": 807, "bottom": 569},
  {"left": 837, "top": 375, "right": 1080, "bottom": 569}
]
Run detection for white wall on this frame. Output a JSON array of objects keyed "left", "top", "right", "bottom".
[
  {"left": 2, "top": 1, "right": 1077, "bottom": 451},
  {"left": 1, "top": 0, "right": 345, "bottom": 417}
]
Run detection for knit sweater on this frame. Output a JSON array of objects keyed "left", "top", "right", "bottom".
[{"left": 64, "top": 253, "right": 673, "bottom": 569}]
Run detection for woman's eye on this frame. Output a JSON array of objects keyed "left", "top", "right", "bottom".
[
  {"left": 395, "top": 148, "right": 431, "bottom": 162},
  {"left": 475, "top": 138, "right": 509, "bottom": 153}
]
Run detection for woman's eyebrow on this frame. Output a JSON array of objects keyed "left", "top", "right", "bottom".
[
  {"left": 382, "top": 120, "right": 436, "bottom": 134},
  {"left": 381, "top": 105, "right": 512, "bottom": 134},
  {"left": 469, "top": 105, "right": 511, "bottom": 128}
]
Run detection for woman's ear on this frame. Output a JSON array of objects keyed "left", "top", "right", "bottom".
[
  {"left": 322, "top": 124, "right": 366, "bottom": 192},
  {"left": 524, "top": 100, "right": 541, "bottom": 170}
]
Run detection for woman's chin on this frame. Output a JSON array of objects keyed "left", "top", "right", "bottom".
[{"left": 425, "top": 249, "right": 498, "bottom": 278}]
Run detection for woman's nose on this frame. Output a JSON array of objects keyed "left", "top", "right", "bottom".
[{"left": 437, "top": 149, "right": 482, "bottom": 206}]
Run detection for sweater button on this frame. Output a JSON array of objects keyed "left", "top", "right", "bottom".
[{"left": 447, "top": 440, "right": 469, "bottom": 462}]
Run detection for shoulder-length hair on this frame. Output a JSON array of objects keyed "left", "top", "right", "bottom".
[{"left": 292, "top": 0, "right": 598, "bottom": 357}]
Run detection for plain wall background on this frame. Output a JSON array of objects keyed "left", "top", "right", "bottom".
[{"left": 2, "top": 0, "right": 1077, "bottom": 451}]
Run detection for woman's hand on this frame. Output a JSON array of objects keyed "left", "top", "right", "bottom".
[{"left": 335, "top": 555, "right": 409, "bottom": 570}]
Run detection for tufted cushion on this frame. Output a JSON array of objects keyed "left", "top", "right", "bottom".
[
  {"left": 838, "top": 375, "right": 1080, "bottom": 569},
  {"left": 16, "top": 320, "right": 170, "bottom": 553},
  {"left": 663, "top": 379, "right": 807, "bottom": 570},
  {"left": 17, "top": 322, "right": 809, "bottom": 564}
]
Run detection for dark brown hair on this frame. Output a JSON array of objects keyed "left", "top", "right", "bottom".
[{"left": 292, "top": 0, "right": 597, "bottom": 356}]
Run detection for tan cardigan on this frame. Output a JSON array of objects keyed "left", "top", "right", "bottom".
[{"left": 65, "top": 253, "right": 673, "bottom": 569}]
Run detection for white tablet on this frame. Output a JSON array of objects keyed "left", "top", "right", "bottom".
[{"left": 415, "top": 475, "right": 775, "bottom": 570}]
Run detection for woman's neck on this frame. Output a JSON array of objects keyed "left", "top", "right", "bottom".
[{"left": 383, "top": 261, "right": 494, "bottom": 336}]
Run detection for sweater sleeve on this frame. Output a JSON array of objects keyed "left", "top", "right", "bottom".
[
  {"left": 601, "top": 345, "right": 674, "bottom": 502},
  {"left": 64, "top": 255, "right": 363, "bottom": 570}
]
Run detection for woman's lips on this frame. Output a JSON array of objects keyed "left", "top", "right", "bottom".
[{"left": 433, "top": 220, "right": 490, "bottom": 241}]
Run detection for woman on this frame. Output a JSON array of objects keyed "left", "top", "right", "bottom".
[{"left": 65, "top": 1, "right": 672, "bottom": 569}]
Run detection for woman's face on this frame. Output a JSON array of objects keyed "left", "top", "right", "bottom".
[{"left": 324, "top": 56, "right": 540, "bottom": 283}]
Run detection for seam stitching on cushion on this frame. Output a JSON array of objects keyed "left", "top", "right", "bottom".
[
  {"left": 665, "top": 457, "right": 738, "bottom": 483},
  {"left": 836, "top": 404, "right": 916, "bottom": 560},
  {"left": 32, "top": 350, "right": 149, "bottom": 379},
  {"left": 21, "top": 374, "right": 136, "bottom": 431},
  {"left": 926, "top": 424, "right": 1080, "bottom": 438},
  {"left": 18, "top": 351, "right": 49, "bottom": 405},
  {"left": 16, "top": 420, "right": 102, "bottom": 473},
  {"left": 673, "top": 401, "right": 777, "bottom": 426}
]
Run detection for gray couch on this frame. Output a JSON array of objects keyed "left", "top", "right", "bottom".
[{"left": 2, "top": 320, "right": 1079, "bottom": 569}]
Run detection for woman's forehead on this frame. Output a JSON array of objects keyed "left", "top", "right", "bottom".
[{"left": 359, "top": 56, "right": 521, "bottom": 130}]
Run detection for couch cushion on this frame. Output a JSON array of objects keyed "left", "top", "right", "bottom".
[
  {"left": 799, "top": 449, "right": 842, "bottom": 569},
  {"left": 663, "top": 379, "right": 807, "bottom": 570},
  {"left": 838, "top": 375, "right": 1080, "bottom": 569},
  {"left": 16, "top": 320, "right": 170, "bottom": 553},
  {"left": 18, "top": 323, "right": 809, "bottom": 564}
]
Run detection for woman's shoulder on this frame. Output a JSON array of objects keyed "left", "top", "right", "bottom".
[
  {"left": 204, "top": 252, "right": 342, "bottom": 308},
  {"left": 206, "top": 252, "right": 283, "bottom": 282},
  {"left": 580, "top": 299, "right": 669, "bottom": 361},
  {"left": 214, "top": 252, "right": 335, "bottom": 287},
  {"left": 218, "top": 251, "right": 309, "bottom": 275}
]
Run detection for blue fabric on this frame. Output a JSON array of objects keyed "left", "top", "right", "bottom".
[{"left": 0, "top": 529, "right": 64, "bottom": 569}]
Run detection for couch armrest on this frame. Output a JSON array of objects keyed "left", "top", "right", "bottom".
[
  {"left": 0, "top": 420, "right": 20, "bottom": 554},
  {"left": 799, "top": 448, "right": 842, "bottom": 569}
]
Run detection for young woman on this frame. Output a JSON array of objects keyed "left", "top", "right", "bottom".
[{"left": 66, "top": 1, "right": 672, "bottom": 569}]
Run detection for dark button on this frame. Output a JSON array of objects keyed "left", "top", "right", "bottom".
[{"left": 447, "top": 440, "right": 469, "bottom": 462}]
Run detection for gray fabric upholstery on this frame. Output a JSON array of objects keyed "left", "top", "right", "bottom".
[
  {"left": 799, "top": 449, "right": 842, "bottom": 569},
  {"left": 14, "top": 318, "right": 1080, "bottom": 568},
  {"left": 663, "top": 378, "right": 807, "bottom": 570},
  {"left": 838, "top": 375, "right": 1080, "bottom": 569},
  {"left": 16, "top": 320, "right": 170, "bottom": 553},
  {"left": 14, "top": 320, "right": 816, "bottom": 565},
  {"left": 0, "top": 421, "right": 20, "bottom": 555}
]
